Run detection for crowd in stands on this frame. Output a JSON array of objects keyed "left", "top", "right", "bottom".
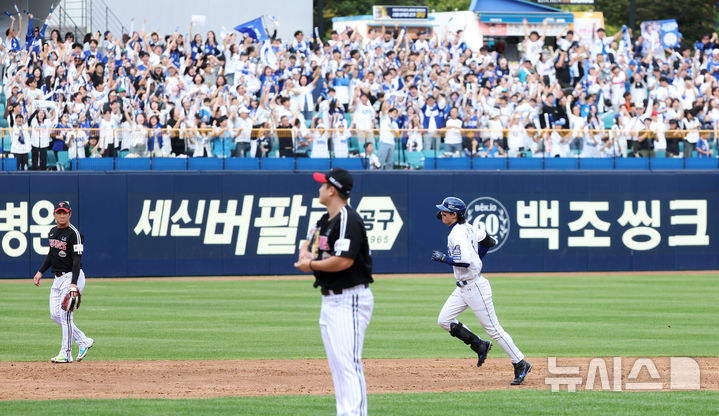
[{"left": 2, "top": 12, "right": 719, "bottom": 171}]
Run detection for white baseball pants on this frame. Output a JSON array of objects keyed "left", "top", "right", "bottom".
[
  {"left": 438, "top": 276, "right": 525, "bottom": 363},
  {"left": 50, "top": 271, "right": 93, "bottom": 358},
  {"left": 319, "top": 284, "right": 374, "bottom": 416}
]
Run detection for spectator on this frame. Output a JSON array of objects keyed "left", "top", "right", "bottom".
[
  {"left": 377, "top": 101, "right": 398, "bottom": 169},
  {"left": 0, "top": 15, "right": 715, "bottom": 170},
  {"left": 443, "top": 107, "right": 463, "bottom": 156},
  {"left": 11, "top": 113, "right": 31, "bottom": 170},
  {"left": 29, "top": 107, "right": 55, "bottom": 170},
  {"left": 233, "top": 107, "right": 254, "bottom": 157},
  {"left": 362, "top": 141, "right": 381, "bottom": 170},
  {"left": 309, "top": 118, "right": 329, "bottom": 158}
]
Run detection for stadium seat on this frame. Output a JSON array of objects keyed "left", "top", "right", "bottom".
[
  {"left": 348, "top": 136, "right": 360, "bottom": 154},
  {"left": 117, "top": 158, "right": 151, "bottom": 170},
  {"left": 188, "top": 158, "right": 223, "bottom": 170},
  {"left": 152, "top": 158, "right": 187, "bottom": 170},
  {"left": 78, "top": 158, "right": 113, "bottom": 171},
  {"left": 600, "top": 111, "right": 615, "bottom": 129},
  {"left": 56, "top": 151, "right": 70, "bottom": 170},
  {"left": 225, "top": 158, "right": 260, "bottom": 170},
  {"left": 260, "top": 158, "right": 294, "bottom": 170},
  {"left": 405, "top": 151, "right": 424, "bottom": 169},
  {"left": 654, "top": 150, "right": 666, "bottom": 158},
  {"left": 296, "top": 157, "right": 330, "bottom": 171},
  {"left": 3, "top": 158, "right": 16, "bottom": 171},
  {"left": 332, "top": 157, "right": 365, "bottom": 170},
  {"left": 46, "top": 151, "right": 57, "bottom": 169},
  {"left": 1, "top": 133, "right": 10, "bottom": 152},
  {"left": 423, "top": 149, "right": 440, "bottom": 159}
]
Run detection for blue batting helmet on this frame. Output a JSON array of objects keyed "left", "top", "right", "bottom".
[{"left": 436, "top": 197, "right": 466, "bottom": 219}]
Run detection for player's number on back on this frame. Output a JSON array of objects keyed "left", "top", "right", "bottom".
[{"left": 472, "top": 213, "right": 499, "bottom": 236}]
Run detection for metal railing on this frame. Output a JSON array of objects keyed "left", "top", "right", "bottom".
[
  {"left": 50, "top": 1, "right": 85, "bottom": 41},
  {"left": 49, "top": 0, "right": 126, "bottom": 39},
  {"left": 0, "top": 127, "right": 716, "bottom": 172},
  {"left": 88, "top": 0, "right": 126, "bottom": 36}
]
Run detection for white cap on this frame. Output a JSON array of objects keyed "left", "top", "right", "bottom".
[{"left": 239, "top": 107, "right": 250, "bottom": 114}]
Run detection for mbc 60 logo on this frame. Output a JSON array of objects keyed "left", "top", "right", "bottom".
[{"left": 465, "top": 197, "right": 510, "bottom": 253}]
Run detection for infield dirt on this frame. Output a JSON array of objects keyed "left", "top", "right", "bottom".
[{"left": 1, "top": 357, "right": 717, "bottom": 400}]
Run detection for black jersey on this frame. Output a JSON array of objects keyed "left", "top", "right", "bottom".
[
  {"left": 309, "top": 205, "right": 373, "bottom": 291},
  {"left": 47, "top": 224, "right": 84, "bottom": 274}
]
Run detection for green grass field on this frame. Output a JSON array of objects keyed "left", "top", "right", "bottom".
[{"left": 1, "top": 272, "right": 718, "bottom": 414}]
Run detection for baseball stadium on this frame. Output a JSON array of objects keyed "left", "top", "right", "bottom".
[{"left": 1, "top": 1, "right": 719, "bottom": 415}]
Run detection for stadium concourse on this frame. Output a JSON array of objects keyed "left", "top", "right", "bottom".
[{"left": 1, "top": 14, "right": 719, "bottom": 171}]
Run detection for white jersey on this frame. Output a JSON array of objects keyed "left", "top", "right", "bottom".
[
  {"left": 311, "top": 131, "right": 330, "bottom": 158},
  {"left": 332, "top": 129, "right": 350, "bottom": 158},
  {"left": 446, "top": 222, "right": 486, "bottom": 282}
]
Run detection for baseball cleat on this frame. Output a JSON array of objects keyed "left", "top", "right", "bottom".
[
  {"left": 50, "top": 355, "right": 72, "bottom": 363},
  {"left": 472, "top": 340, "right": 492, "bottom": 367},
  {"left": 77, "top": 341, "right": 94, "bottom": 361},
  {"left": 511, "top": 360, "right": 532, "bottom": 385}
]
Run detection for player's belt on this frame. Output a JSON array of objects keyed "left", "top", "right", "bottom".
[
  {"left": 321, "top": 283, "right": 369, "bottom": 296},
  {"left": 54, "top": 271, "right": 69, "bottom": 277},
  {"left": 456, "top": 280, "right": 470, "bottom": 288}
]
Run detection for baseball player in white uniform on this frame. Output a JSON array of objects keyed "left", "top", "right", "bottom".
[{"left": 432, "top": 197, "right": 532, "bottom": 385}]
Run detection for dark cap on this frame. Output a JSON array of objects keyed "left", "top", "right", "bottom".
[
  {"left": 54, "top": 201, "right": 72, "bottom": 213},
  {"left": 313, "top": 168, "right": 353, "bottom": 196}
]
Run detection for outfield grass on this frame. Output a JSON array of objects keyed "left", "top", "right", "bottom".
[
  {"left": 1, "top": 390, "right": 718, "bottom": 416},
  {"left": 1, "top": 273, "right": 717, "bottom": 361}
]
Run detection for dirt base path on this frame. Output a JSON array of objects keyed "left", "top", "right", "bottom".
[{"left": 1, "top": 357, "right": 716, "bottom": 401}]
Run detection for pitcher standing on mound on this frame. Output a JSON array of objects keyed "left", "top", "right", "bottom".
[{"left": 295, "top": 168, "right": 374, "bottom": 416}]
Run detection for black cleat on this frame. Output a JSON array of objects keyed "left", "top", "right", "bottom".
[
  {"left": 511, "top": 360, "right": 532, "bottom": 385},
  {"left": 471, "top": 340, "right": 492, "bottom": 367}
]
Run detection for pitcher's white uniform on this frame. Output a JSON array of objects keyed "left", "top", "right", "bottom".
[{"left": 437, "top": 221, "right": 526, "bottom": 364}]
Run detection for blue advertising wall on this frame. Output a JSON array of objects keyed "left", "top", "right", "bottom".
[{"left": 0, "top": 171, "right": 716, "bottom": 278}]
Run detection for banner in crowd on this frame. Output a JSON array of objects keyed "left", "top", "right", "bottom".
[
  {"left": 572, "top": 12, "right": 604, "bottom": 49},
  {"left": 0, "top": 171, "right": 716, "bottom": 278},
  {"left": 373, "top": 6, "right": 428, "bottom": 20},
  {"left": 640, "top": 19, "right": 680, "bottom": 49},
  {"left": 234, "top": 16, "right": 268, "bottom": 41}
]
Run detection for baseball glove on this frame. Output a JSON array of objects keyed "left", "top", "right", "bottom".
[{"left": 61, "top": 287, "right": 81, "bottom": 312}]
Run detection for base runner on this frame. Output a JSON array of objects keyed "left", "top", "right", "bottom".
[{"left": 432, "top": 196, "right": 531, "bottom": 385}]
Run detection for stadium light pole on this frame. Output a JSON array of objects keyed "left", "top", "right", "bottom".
[
  {"left": 317, "top": 0, "right": 325, "bottom": 40},
  {"left": 629, "top": 0, "right": 636, "bottom": 32}
]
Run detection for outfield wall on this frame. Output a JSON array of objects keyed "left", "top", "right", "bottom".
[{"left": 0, "top": 171, "right": 716, "bottom": 278}]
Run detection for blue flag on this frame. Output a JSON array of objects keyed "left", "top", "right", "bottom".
[{"left": 234, "top": 17, "right": 268, "bottom": 42}]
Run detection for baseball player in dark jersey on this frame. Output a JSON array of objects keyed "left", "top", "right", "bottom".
[
  {"left": 32, "top": 201, "right": 94, "bottom": 363},
  {"left": 294, "top": 167, "right": 374, "bottom": 416}
]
